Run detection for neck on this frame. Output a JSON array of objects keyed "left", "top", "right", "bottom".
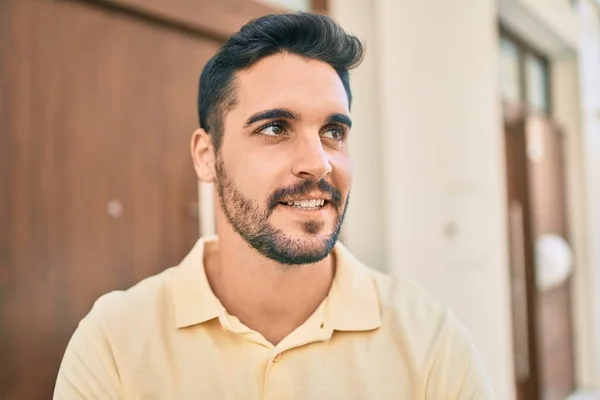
[{"left": 204, "top": 228, "right": 335, "bottom": 345}]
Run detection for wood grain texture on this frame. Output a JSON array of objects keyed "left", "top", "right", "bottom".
[
  {"left": 0, "top": 0, "right": 16, "bottom": 395},
  {"left": 90, "top": 0, "right": 284, "bottom": 41},
  {"left": 311, "top": 0, "right": 328, "bottom": 13}
]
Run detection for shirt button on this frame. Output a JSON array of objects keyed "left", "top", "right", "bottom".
[{"left": 273, "top": 353, "right": 282, "bottom": 363}]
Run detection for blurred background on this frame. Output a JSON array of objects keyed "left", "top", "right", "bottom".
[{"left": 1, "top": 0, "right": 599, "bottom": 399}]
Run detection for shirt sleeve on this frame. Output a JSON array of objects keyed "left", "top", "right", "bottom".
[
  {"left": 54, "top": 323, "right": 121, "bottom": 400},
  {"left": 425, "top": 312, "right": 496, "bottom": 400}
]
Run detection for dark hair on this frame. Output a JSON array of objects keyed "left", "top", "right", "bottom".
[{"left": 197, "top": 12, "right": 364, "bottom": 150}]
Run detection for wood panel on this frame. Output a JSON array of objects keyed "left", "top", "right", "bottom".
[
  {"left": 0, "top": 0, "right": 238, "bottom": 397},
  {"left": 504, "top": 109, "right": 541, "bottom": 400},
  {"left": 93, "top": 0, "right": 284, "bottom": 40},
  {"left": 527, "top": 117, "right": 568, "bottom": 236},
  {"left": 538, "top": 281, "right": 575, "bottom": 400},
  {"left": 526, "top": 116, "right": 574, "bottom": 400},
  {"left": 0, "top": 1, "right": 16, "bottom": 394},
  {"left": 311, "top": 0, "right": 329, "bottom": 13}
]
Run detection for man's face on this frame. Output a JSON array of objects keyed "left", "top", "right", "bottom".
[{"left": 215, "top": 53, "right": 352, "bottom": 265}]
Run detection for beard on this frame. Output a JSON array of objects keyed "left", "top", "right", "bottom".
[{"left": 214, "top": 157, "right": 348, "bottom": 265}]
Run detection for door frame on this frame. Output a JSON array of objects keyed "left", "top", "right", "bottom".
[{"left": 504, "top": 106, "right": 542, "bottom": 400}]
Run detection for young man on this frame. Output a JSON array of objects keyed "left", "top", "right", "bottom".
[{"left": 55, "top": 13, "right": 494, "bottom": 399}]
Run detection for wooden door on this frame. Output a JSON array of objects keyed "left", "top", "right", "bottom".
[
  {"left": 526, "top": 116, "right": 575, "bottom": 400},
  {"left": 0, "top": 0, "right": 278, "bottom": 398},
  {"left": 504, "top": 109, "right": 541, "bottom": 400},
  {"left": 504, "top": 110, "right": 576, "bottom": 400}
]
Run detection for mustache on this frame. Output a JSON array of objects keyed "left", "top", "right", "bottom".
[{"left": 267, "top": 179, "right": 342, "bottom": 211}]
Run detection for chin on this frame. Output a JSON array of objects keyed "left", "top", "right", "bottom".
[
  {"left": 262, "top": 229, "right": 339, "bottom": 266},
  {"left": 279, "top": 242, "right": 335, "bottom": 265},
  {"left": 279, "top": 219, "right": 333, "bottom": 236}
]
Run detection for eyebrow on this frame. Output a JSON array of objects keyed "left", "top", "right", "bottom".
[
  {"left": 244, "top": 108, "right": 300, "bottom": 127},
  {"left": 326, "top": 113, "right": 352, "bottom": 129},
  {"left": 243, "top": 108, "right": 353, "bottom": 129}
]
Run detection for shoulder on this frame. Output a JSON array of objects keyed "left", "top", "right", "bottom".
[
  {"left": 79, "top": 267, "right": 176, "bottom": 340},
  {"left": 364, "top": 267, "right": 456, "bottom": 359},
  {"left": 335, "top": 243, "right": 448, "bottom": 334},
  {"left": 364, "top": 267, "right": 493, "bottom": 394},
  {"left": 370, "top": 271, "right": 495, "bottom": 396},
  {"left": 56, "top": 268, "right": 181, "bottom": 398},
  {"left": 370, "top": 268, "right": 448, "bottom": 328}
]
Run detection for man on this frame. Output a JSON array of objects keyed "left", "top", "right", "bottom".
[{"left": 55, "top": 12, "right": 494, "bottom": 399}]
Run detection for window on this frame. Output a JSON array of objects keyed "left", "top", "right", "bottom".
[
  {"left": 525, "top": 53, "right": 550, "bottom": 113},
  {"left": 499, "top": 30, "right": 551, "bottom": 115},
  {"left": 500, "top": 36, "right": 522, "bottom": 104}
]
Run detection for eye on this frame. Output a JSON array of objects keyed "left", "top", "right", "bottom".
[
  {"left": 321, "top": 125, "right": 347, "bottom": 141},
  {"left": 258, "top": 122, "right": 287, "bottom": 136}
]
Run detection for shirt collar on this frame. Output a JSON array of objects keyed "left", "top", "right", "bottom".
[
  {"left": 169, "top": 236, "right": 222, "bottom": 328},
  {"left": 326, "top": 241, "right": 382, "bottom": 331},
  {"left": 169, "top": 236, "right": 382, "bottom": 332}
]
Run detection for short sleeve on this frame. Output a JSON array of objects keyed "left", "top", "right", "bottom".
[
  {"left": 425, "top": 312, "right": 496, "bottom": 399},
  {"left": 53, "top": 322, "right": 121, "bottom": 400}
]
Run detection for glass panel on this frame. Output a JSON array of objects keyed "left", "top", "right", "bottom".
[
  {"left": 500, "top": 35, "right": 522, "bottom": 104},
  {"left": 525, "top": 53, "right": 550, "bottom": 113}
]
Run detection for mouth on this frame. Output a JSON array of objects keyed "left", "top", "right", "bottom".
[{"left": 278, "top": 198, "right": 328, "bottom": 211}]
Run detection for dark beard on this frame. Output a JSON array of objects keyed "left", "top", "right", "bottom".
[{"left": 214, "top": 157, "right": 348, "bottom": 265}]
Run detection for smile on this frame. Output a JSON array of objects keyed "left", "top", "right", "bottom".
[{"left": 280, "top": 198, "right": 327, "bottom": 211}]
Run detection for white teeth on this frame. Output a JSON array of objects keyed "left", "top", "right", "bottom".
[{"left": 285, "top": 199, "right": 326, "bottom": 209}]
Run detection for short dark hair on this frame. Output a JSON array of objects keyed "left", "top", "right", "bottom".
[{"left": 197, "top": 12, "right": 364, "bottom": 150}]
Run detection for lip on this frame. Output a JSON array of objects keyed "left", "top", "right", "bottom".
[
  {"left": 278, "top": 192, "right": 332, "bottom": 203},
  {"left": 276, "top": 201, "right": 333, "bottom": 217}
]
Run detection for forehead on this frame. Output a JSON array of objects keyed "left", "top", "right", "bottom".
[{"left": 232, "top": 53, "right": 349, "bottom": 117}]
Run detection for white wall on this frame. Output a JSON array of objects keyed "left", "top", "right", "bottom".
[
  {"left": 499, "top": 0, "right": 579, "bottom": 54},
  {"left": 332, "top": 1, "right": 516, "bottom": 398},
  {"left": 552, "top": 56, "right": 598, "bottom": 389},
  {"left": 332, "top": 0, "right": 388, "bottom": 271},
  {"left": 576, "top": 0, "right": 600, "bottom": 389}
]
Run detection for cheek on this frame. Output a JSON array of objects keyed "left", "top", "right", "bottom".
[
  {"left": 222, "top": 145, "right": 288, "bottom": 202},
  {"left": 330, "top": 152, "right": 353, "bottom": 189}
]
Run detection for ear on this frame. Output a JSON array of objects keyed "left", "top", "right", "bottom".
[{"left": 191, "top": 128, "right": 216, "bottom": 182}]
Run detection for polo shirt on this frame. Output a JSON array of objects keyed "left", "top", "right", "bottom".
[{"left": 54, "top": 236, "right": 495, "bottom": 399}]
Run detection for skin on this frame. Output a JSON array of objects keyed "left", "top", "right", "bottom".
[{"left": 190, "top": 53, "right": 353, "bottom": 345}]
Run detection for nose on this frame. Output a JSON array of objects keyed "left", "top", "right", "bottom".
[{"left": 291, "top": 135, "right": 332, "bottom": 180}]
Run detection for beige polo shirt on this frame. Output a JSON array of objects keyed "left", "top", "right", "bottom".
[{"left": 54, "top": 236, "right": 494, "bottom": 399}]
